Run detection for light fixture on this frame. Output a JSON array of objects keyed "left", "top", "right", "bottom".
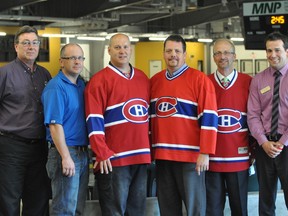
[
  {"left": 149, "top": 37, "right": 166, "bottom": 41},
  {"left": 187, "top": 5, "right": 197, "bottom": 10},
  {"left": 219, "top": 0, "right": 230, "bottom": 13},
  {"left": 187, "top": 1, "right": 197, "bottom": 10},
  {"left": 0, "top": 32, "right": 6, "bottom": 36},
  {"left": 231, "top": 37, "right": 244, "bottom": 42},
  {"left": 77, "top": 36, "right": 106, "bottom": 41},
  {"left": 129, "top": 37, "right": 139, "bottom": 42},
  {"left": 41, "top": 33, "right": 75, "bottom": 38},
  {"left": 198, "top": 38, "right": 213, "bottom": 43},
  {"left": 151, "top": 0, "right": 164, "bottom": 6}
]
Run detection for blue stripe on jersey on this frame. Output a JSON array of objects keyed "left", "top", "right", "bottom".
[
  {"left": 150, "top": 100, "right": 157, "bottom": 116},
  {"left": 86, "top": 115, "right": 105, "bottom": 136},
  {"left": 209, "top": 156, "right": 249, "bottom": 163},
  {"left": 110, "top": 148, "right": 151, "bottom": 161},
  {"left": 104, "top": 105, "right": 126, "bottom": 125},
  {"left": 110, "top": 152, "right": 151, "bottom": 161},
  {"left": 199, "top": 110, "right": 218, "bottom": 131},
  {"left": 176, "top": 99, "right": 198, "bottom": 118},
  {"left": 152, "top": 143, "right": 200, "bottom": 152},
  {"left": 240, "top": 114, "right": 248, "bottom": 129}
]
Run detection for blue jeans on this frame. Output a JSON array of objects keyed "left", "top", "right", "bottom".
[
  {"left": 46, "top": 147, "right": 89, "bottom": 216},
  {"left": 96, "top": 164, "right": 147, "bottom": 216}
]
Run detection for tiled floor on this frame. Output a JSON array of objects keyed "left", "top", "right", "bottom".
[
  {"left": 224, "top": 191, "right": 287, "bottom": 215},
  {"left": 80, "top": 191, "right": 287, "bottom": 216}
]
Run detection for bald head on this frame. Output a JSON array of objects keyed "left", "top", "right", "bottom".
[
  {"left": 108, "top": 33, "right": 132, "bottom": 70},
  {"left": 109, "top": 33, "right": 131, "bottom": 46}
]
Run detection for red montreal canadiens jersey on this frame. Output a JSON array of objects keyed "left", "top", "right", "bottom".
[
  {"left": 85, "top": 65, "right": 151, "bottom": 167},
  {"left": 150, "top": 66, "right": 218, "bottom": 163},
  {"left": 208, "top": 71, "right": 252, "bottom": 172}
]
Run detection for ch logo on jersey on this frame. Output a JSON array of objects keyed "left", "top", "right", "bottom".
[
  {"left": 218, "top": 109, "right": 242, "bottom": 133},
  {"left": 122, "top": 98, "right": 149, "bottom": 123},
  {"left": 155, "top": 96, "right": 178, "bottom": 117}
]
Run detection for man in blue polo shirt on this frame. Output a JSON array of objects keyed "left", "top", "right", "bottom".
[{"left": 41, "top": 43, "right": 89, "bottom": 215}]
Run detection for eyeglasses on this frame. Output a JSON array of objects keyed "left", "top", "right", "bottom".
[
  {"left": 61, "top": 56, "right": 85, "bottom": 61},
  {"left": 18, "top": 40, "right": 41, "bottom": 47},
  {"left": 213, "top": 51, "right": 235, "bottom": 57}
]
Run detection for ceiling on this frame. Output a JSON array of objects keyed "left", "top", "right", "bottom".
[{"left": 0, "top": 0, "right": 256, "bottom": 40}]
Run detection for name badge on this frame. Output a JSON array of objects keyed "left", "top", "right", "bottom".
[{"left": 260, "top": 86, "right": 270, "bottom": 94}]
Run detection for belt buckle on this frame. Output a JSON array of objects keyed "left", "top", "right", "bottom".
[
  {"left": 266, "top": 135, "right": 272, "bottom": 141},
  {"left": 267, "top": 134, "right": 280, "bottom": 142},
  {"left": 73, "top": 146, "right": 83, "bottom": 151},
  {"left": 275, "top": 134, "right": 281, "bottom": 141}
]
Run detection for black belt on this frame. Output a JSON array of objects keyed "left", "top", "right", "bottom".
[
  {"left": 0, "top": 131, "right": 42, "bottom": 144},
  {"left": 266, "top": 134, "right": 282, "bottom": 142},
  {"left": 48, "top": 141, "right": 88, "bottom": 152}
]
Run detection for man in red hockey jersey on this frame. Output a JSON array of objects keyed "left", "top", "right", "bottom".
[
  {"left": 150, "top": 34, "right": 218, "bottom": 216},
  {"left": 85, "top": 33, "right": 151, "bottom": 216},
  {"left": 206, "top": 38, "right": 252, "bottom": 216}
]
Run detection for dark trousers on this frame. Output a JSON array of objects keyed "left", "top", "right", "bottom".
[
  {"left": 156, "top": 160, "right": 206, "bottom": 216},
  {"left": 0, "top": 135, "right": 50, "bottom": 216},
  {"left": 256, "top": 145, "right": 288, "bottom": 216},
  {"left": 96, "top": 164, "right": 147, "bottom": 216},
  {"left": 206, "top": 170, "right": 248, "bottom": 216}
]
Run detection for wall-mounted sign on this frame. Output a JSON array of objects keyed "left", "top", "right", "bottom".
[
  {"left": 243, "top": 1, "right": 287, "bottom": 16},
  {"left": 242, "top": 1, "right": 288, "bottom": 50}
]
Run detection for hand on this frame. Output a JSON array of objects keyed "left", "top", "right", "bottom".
[
  {"left": 195, "top": 153, "right": 209, "bottom": 176},
  {"left": 94, "top": 153, "right": 118, "bottom": 174},
  {"left": 62, "top": 156, "right": 75, "bottom": 177},
  {"left": 94, "top": 159, "right": 113, "bottom": 174},
  {"left": 262, "top": 141, "right": 283, "bottom": 158}
]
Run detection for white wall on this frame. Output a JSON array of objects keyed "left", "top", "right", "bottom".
[{"left": 78, "top": 43, "right": 90, "bottom": 81}]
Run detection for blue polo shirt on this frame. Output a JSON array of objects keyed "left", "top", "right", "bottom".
[{"left": 41, "top": 71, "right": 88, "bottom": 146}]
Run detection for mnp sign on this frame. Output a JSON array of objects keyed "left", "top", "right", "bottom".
[
  {"left": 244, "top": 1, "right": 285, "bottom": 16},
  {"left": 242, "top": 1, "right": 288, "bottom": 50}
]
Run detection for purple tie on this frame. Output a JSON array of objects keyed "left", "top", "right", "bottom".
[{"left": 271, "top": 71, "right": 281, "bottom": 136}]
